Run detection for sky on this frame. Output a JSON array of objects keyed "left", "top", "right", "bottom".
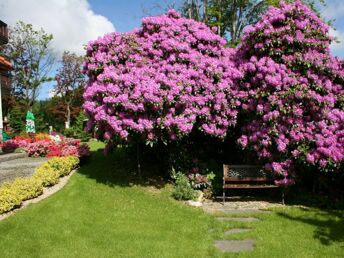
[{"left": 0, "top": 0, "right": 343, "bottom": 99}]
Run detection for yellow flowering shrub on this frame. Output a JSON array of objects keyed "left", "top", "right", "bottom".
[
  {"left": 33, "top": 163, "right": 60, "bottom": 187},
  {"left": 11, "top": 177, "right": 43, "bottom": 201},
  {"left": 0, "top": 183, "right": 22, "bottom": 214},
  {"left": 0, "top": 156, "right": 80, "bottom": 214},
  {"left": 47, "top": 156, "right": 79, "bottom": 176}
]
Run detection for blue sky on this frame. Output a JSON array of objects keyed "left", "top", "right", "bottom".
[
  {"left": 0, "top": 0, "right": 343, "bottom": 99},
  {"left": 89, "top": 0, "right": 183, "bottom": 33}
]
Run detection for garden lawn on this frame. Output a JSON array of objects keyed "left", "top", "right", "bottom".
[{"left": 0, "top": 141, "right": 343, "bottom": 258}]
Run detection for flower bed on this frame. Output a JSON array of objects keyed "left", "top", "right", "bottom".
[
  {"left": 1, "top": 133, "right": 90, "bottom": 159},
  {"left": 0, "top": 156, "right": 79, "bottom": 214}
]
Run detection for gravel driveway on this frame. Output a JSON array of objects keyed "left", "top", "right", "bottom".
[{"left": 0, "top": 156, "right": 50, "bottom": 185}]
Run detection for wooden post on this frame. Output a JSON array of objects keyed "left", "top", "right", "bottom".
[{"left": 223, "top": 164, "right": 227, "bottom": 205}]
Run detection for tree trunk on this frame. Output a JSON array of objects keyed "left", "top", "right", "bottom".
[
  {"left": 65, "top": 102, "right": 71, "bottom": 129},
  {"left": 203, "top": 0, "right": 208, "bottom": 23}
]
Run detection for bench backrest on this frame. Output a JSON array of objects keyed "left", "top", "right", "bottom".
[{"left": 223, "top": 164, "right": 273, "bottom": 183}]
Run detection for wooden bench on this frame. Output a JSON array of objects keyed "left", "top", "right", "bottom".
[{"left": 223, "top": 164, "right": 284, "bottom": 204}]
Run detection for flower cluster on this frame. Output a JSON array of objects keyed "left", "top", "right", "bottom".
[
  {"left": 237, "top": 1, "right": 344, "bottom": 182},
  {"left": 187, "top": 172, "right": 212, "bottom": 189},
  {"left": 83, "top": 10, "right": 241, "bottom": 143},
  {"left": 6, "top": 134, "right": 90, "bottom": 158},
  {"left": 1, "top": 140, "right": 20, "bottom": 153}
]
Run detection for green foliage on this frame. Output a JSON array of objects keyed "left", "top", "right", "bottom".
[
  {"left": 179, "top": 0, "right": 328, "bottom": 46},
  {"left": 9, "top": 104, "right": 26, "bottom": 135},
  {"left": 171, "top": 170, "right": 196, "bottom": 200},
  {"left": 3, "top": 21, "right": 55, "bottom": 110},
  {"left": 67, "top": 111, "right": 91, "bottom": 141}
]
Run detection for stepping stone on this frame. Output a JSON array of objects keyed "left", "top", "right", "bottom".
[
  {"left": 214, "top": 209, "right": 265, "bottom": 214},
  {"left": 214, "top": 239, "right": 256, "bottom": 252},
  {"left": 225, "top": 228, "right": 252, "bottom": 235},
  {"left": 216, "top": 217, "right": 260, "bottom": 222},
  {"left": 186, "top": 200, "right": 202, "bottom": 207}
]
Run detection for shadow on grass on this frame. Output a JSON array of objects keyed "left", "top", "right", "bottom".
[
  {"left": 276, "top": 208, "right": 344, "bottom": 246},
  {"left": 78, "top": 147, "right": 168, "bottom": 189}
]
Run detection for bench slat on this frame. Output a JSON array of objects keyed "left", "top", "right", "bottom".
[
  {"left": 224, "top": 177, "right": 272, "bottom": 182},
  {"left": 224, "top": 184, "right": 279, "bottom": 189}
]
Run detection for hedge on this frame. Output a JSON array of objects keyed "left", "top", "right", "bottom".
[{"left": 0, "top": 156, "right": 79, "bottom": 214}]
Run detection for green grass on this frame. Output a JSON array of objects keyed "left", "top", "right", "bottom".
[{"left": 0, "top": 141, "right": 343, "bottom": 257}]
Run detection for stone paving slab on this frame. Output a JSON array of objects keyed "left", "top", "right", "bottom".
[
  {"left": 214, "top": 239, "right": 256, "bottom": 252},
  {"left": 225, "top": 228, "right": 252, "bottom": 235},
  {"left": 216, "top": 217, "right": 260, "bottom": 222},
  {"left": 205, "top": 208, "right": 267, "bottom": 214},
  {"left": 0, "top": 157, "right": 49, "bottom": 185}
]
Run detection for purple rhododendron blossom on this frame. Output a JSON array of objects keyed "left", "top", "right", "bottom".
[
  {"left": 83, "top": 10, "right": 241, "bottom": 144},
  {"left": 237, "top": 1, "right": 344, "bottom": 182}
]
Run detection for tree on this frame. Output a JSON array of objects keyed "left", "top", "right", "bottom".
[
  {"left": 83, "top": 10, "right": 241, "bottom": 146},
  {"left": 179, "top": 0, "right": 327, "bottom": 46},
  {"left": 54, "top": 51, "right": 85, "bottom": 129},
  {"left": 236, "top": 1, "right": 344, "bottom": 183},
  {"left": 1, "top": 21, "right": 55, "bottom": 111}
]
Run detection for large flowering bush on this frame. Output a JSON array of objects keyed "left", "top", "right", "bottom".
[
  {"left": 83, "top": 10, "right": 241, "bottom": 144},
  {"left": 236, "top": 1, "right": 344, "bottom": 181}
]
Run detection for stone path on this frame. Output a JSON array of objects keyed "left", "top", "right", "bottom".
[
  {"left": 202, "top": 198, "right": 282, "bottom": 212},
  {"left": 201, "top": 200, "right": 270, "bottom": 253},
  {"left": 225, "top": 228, "right": 252, "bottom": 235},
  {"left": 216, "top": 217, "right": 260, "bottom": 222},
  {"left": 0, "top": 156, "right": 49, "bottom": 185},
  {"left": 214, "top": 210, "right": 259, "bottom": 252}
]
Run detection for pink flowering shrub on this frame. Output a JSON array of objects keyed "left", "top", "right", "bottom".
[
  {"left": 25, "top": 140, "right": 51, "bottom": 157},
  {"left": 61, "top": 145, "right": 79, "bottom": 157},
  {"left": 237, "top": 1, "right": 344, "bottom": 182},
  {"left": 24, "top": 137, "right": 89, "bottom": 158},
  {"left": 83, "top": 10, "right": 241, "bottom": 144}
]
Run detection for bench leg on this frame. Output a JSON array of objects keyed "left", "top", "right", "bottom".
[{"left": 223, "top": 190, "right": 225, "bottom": 205}]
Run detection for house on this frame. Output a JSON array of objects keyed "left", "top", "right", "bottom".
[{"left": 0, "top": 20, "right": 12, "bottom": 139}]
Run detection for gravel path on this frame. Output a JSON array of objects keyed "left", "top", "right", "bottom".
[{"left": 0, "top": 157, "right": 50, "bottom": 185}]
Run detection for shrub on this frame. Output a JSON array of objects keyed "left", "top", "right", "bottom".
[
  {"left": 10, "top": 178, "right": 43, "bottom": 201},
  {"left": 33, "top": 163, "right": 60, "bottom": 187},
  {"left": 83, "top": 10, "right": 241, "bottom": 146},
  {"left": 77, "top": 143, "right": 91, "bottom": 158},
  {"left": 47, "top": 156, "right": 79, "bottom": 176},
  {"left": 1, "top": 140, "right": 20, "bottom": 153},
  {"left": 171, "top": 171, "right": 196, "bottom": 201},
  {"left": 236, "top": 1, "right": 344, "bottom": 182},
  {"left": 0, "top": 183, "right": 22, "bottom": 214},
  {"left": 25, "top": 140, "right": 51, "bottom": 157},
  {"left": 188, "top": 171, "right": 215, "bottom": 190}
]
